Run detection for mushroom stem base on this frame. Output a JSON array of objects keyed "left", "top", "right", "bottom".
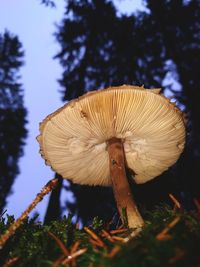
[{"left": 107, "top": 137, "right": 144, "bottom": 229}]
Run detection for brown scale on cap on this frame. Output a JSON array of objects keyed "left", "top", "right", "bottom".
[{"left": 37, "top": 85, "right": 186, "bottom": 228}]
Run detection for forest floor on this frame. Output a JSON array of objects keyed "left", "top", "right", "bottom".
[{"left": 0, "top": 201, "right": 200, "bottom": 267}]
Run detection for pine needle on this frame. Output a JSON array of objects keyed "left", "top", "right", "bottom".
[
  {"left": 48, "top": 231, "right": 69, "bottom": 256},
  {"left": 107, "top": 246, "right": 121, "bottom": 258},
  {"left": 61, "top": 248, "right": 87, "bottom": 265},
  {"left": 112, "top": 235, "right": 126, "bottom": 242},
  {"left": 70, "top": 240, "right": 81, "bottom": 267},
  {"left": 84, "top": 227, "right": 105, "bottom": 247},
  {"left": 156, "top": 216, "right": 181, "bottom": 241},
  {"left": 101, "top": 229, "right": 115, "bottom": 242},
  {"left": 168, "top": 247, "right": 186, "bottom": 264},
  {"left": 110, "top": 228, "right": 128, "bottom": 234},
  {"left": 3, "top": 256, "right": 20, "bottom": 267},
  {"left": 169, "top": 193, "right": 181, "bottom": 209},
  {"left": 89, "top": 237, "right": 104, "bottom": 248},
  {"left": 123, "top": 227, "right": 142, "bottom": 243},
  {"left": 193, "top": 198, "right": 200, "bottom": 214},
  {"left": 52, "top": 255, "right": 66, "bottom": 267}
]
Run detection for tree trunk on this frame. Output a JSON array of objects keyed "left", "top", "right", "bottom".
[{"left": 44, "top": 174, "right": 63, "bottom": 223}]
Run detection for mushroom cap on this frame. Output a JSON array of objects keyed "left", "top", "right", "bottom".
[{"left": 37, "top": 85, "right": 186, "bottom": 186}]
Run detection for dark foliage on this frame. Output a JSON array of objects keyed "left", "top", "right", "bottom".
[
  {"left": 46, "top": 0, "right": 200, "bottom": 224},
  {"left": 67, "top": 184, "right": 117, "bottom": 225},
  {"left": 55, "top": 0, "right": 165, "bottom": 101},
  {"left": 40, "top": 0, "right": 56, "bottom": 8},
  {"left": 144, "top": 0, "right": 200, "bottom": 200},
  {"left": 0, "top": 31, "right": 27, "bottom": 212}
]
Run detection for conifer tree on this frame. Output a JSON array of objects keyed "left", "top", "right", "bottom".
[
  {"left": 145, "top": 0, "right": 200, "bottom": 198},
  {"left": 0, "top": 31, "right": 27, "bottom": 212}
]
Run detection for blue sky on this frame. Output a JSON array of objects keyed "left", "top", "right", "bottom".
[{"left": 0, "top": 0, "right": 147, "bottom": 220}]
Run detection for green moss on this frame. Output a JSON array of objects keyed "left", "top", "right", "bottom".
[{"left": 0, "top": 205, "right": 200, "bottom": 267}]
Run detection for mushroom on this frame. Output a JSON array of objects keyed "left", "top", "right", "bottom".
[{"left": 37, "top": 85, "right": 186, "bottom": 228}]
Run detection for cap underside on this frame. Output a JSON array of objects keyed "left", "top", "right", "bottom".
[{"left": 37, "top": 85, "right": 185, "bottom": 186}]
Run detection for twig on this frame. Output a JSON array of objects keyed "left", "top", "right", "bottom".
[
  {"left": 0, "top": 178, "right": 58, "bottom": 249},
  {"left": 48, "top": 231, "right": 69, "bottom": 256}
]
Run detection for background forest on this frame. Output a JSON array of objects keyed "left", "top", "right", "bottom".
[{"left": 0, "top": 0, "right": 199, "bottom": 226}]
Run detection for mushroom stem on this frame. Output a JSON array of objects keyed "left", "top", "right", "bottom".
[{"left": 107, "top": 137, "right": 144, "bottom": 229}]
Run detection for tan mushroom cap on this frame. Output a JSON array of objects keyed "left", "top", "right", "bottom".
[{"left": 37, "top": 85, "right": 186, "bottom": 186}]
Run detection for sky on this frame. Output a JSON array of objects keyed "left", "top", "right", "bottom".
[{"left": 0, "top": 0, "right": 147, "bottom": 221}]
